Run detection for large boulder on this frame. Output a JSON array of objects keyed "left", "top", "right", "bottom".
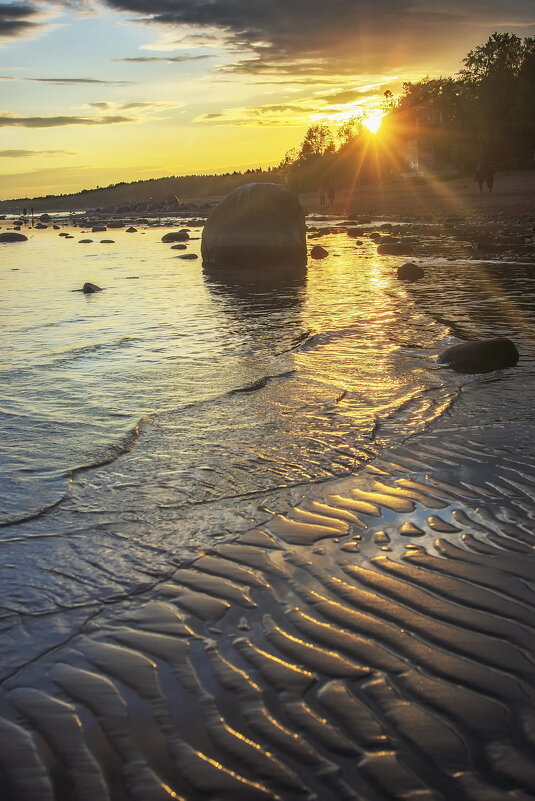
[
  {"left": 201, "top": 183, "right": 306, "bottom": 270},
  {"left": 438, "top": 338, "right": 519, "bottom": 374}
]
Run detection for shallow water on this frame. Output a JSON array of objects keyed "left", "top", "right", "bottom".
[{"left": 1, "top": 218, "right": 535, "bottom": 614}]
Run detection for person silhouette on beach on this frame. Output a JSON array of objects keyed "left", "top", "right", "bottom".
[
  {"left": 327, "top": 184, "right": 335, "bottom": 206},
  {"left": 475, "top": 161, "right": 495, "bottom": 193}
]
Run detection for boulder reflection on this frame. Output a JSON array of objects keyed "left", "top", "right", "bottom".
[{"left": 202, "top": 262, "right": 307, "bottom": 318}]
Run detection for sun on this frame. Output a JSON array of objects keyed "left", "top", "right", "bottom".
[{"left": 363, "top": 110, "right": 384, "bottom": 134}]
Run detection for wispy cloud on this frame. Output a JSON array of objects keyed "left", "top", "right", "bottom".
[
  {"left": 0, "top": 148, "right": 77, "bottom": 157},
  {"left": 113, "top": 54, "right": 212, "bottom": 63},
  {"left": 0, "top": 112, "right": 134, "bottom": 127},
  {"left": 86, "top": 100, "right": 184, "bottom": 113},
  {"left": 0, "top": 74, "right": 135, "bottom": 84}
]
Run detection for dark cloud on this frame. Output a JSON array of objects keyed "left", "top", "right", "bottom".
[
  {"left": 0, "top": 75, "right": 134, "bottom": 84},
  {"left": 113, "top": 54, "right": 212, "bottom": 62},
  {"left": 0, "top": 113, "right": 134, "bottom": 127},
  {"left": 71, "top": 0, "right": 535, "bottom": 76},
  {"left": 0, "top": 2, "right": 40, "bottom": 39},
  {"left": 0, "top": 148, "right": 76, "bottom": 156}
]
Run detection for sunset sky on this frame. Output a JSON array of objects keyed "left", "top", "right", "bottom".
[{"left": 1, "top": 0, "right": 534, "bottom": 199}]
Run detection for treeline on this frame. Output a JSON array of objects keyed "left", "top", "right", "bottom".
[
  {"left": 0, "top": 167, "right": 282, "bottom": 212},
  {"left": 279, "top": 32, "right": 535, "bottom": 193}
]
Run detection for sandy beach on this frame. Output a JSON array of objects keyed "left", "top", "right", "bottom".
[{"left": 300, "top": 168, "right": 535, "bottom": 220}]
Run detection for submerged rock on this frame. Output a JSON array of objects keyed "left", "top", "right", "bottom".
[
  {"left": 397, "top": 262, "right": 424, "bottom": 282},
  {"left": 438, "top": 338, "right": 519, "bottom": 374},
  {"left": 201, "top": 183, "right": 307, "bottom": 271},
  {"left": 377, "top": 240, "right": 414, "bottom": 256},
  {"left": 0, "top": 232, "right": 27, "bottom": 243}
]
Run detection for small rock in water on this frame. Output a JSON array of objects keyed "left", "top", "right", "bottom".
[
  {"left": 397, "top": 262, "right": 424, "bottom": 282},
  {"left": 82, "top": 282, "right": 103, "bottom": 294},
  {"left": 0, "top": 232, "right": 28, "bottom": 243},
  {"left": 310, "top": 245, "right": 328, "bottom": 259},
  {"left": 162, "top": 230, "right": 190, "bottom": 243},
  {"left": 438, "top": 338, "right": 519, "bottom": 374}
]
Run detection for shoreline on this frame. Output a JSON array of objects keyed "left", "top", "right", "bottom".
[{"left": 2, "top": 168, "right": 535, "bottom": 222}]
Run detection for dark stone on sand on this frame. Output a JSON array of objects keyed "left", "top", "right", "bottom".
[
  {"left": 39, "top": 213, "right": 51, "bottom": 222},
  {"left": 178, "top": 253, "right": 198, "bottom": 260},
  {"left": 397, "top": 262, "right": 424, "bottom": 282},
  {"left": 162, "top": 230, "right": 190, "bottom": 243},
  {"left": 310, "top": 245, "right": 329, "bottom": 259},
  {"left": 82, "top": 282, "right": 103, "bottom": 294},
  {"left": 0, "top": 232, "right": 27, "bottom": 243},
  {"left": 171, "top": 244, "right": 188, "bottom": 250},
  {"left": 377, "top": 241, "right": 414, "bottom": 255},
  {"left": 92, "top": 226, "right": 107, "bottom": 232},
  {"left": 78, "top": 239, "right": 93, "bottom": 243},
  {"left": 126, "top": 226, "right": 137, "bottom": 233},
  {"left": 438, "top": 338, "right": 519, "bottom": 374},
  {"left": 201, "top": 183, "right": 307, "bottom": 270},
  {"left": 100, "top": 239, "right": 115, "bottom": 243},
  {"left": 53, "top": 225, "right": 60, "bottom": 230},
  {"left": 35, "top": 223, "right": 47, "bottom": 229}
]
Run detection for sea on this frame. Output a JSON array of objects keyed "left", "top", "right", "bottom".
[{"left": 1, "top": 215, "right": 535, "bottom": 615}]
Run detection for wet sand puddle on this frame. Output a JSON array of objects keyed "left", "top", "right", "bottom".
[{"left": 1, "top": 424, "right": 535, "bottom": 801}]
